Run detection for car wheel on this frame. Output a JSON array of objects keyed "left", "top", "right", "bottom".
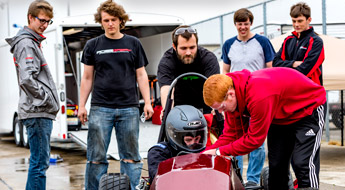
[
  {"left": 99, "top": 173, "right": 130, "bottom": 190},
  {"left": 260, "top": 167, "right": 269, "bottom": 190},
  {"left": 332, "top": 112, "right": 343, "bottom": 129},
  {"left": 13, "top": 117, "right": 22, "bottom": 147},
  {"left": 260, "top": 166, "right": 294, "bottom": 190},
  {"left": 21, "top": 123, "right": 29, "bottom": 149}
]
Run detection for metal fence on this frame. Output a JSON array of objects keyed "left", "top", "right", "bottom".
[{"left": 190, "top": 0, "right": 337, "bottom": 47}]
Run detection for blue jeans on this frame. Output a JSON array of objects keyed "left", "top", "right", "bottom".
[
  {"left": 22, "top": 118, "right": 52, "bottom": 190},
  {"left": 236, "top": 143, "right": 265, "bottom": 184},
  {"left": 85, "top": 106, "right": 141, "bottom": 190}
]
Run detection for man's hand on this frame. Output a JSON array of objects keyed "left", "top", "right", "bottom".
[
  {"left": 159, "top": 85, "right": 172, "bottom": 121},
  {"left": 293, "top": 61, "right": 303, "bottom": 68},
  {"left": 202, "top": 149, "right": 217, "bottom": 155},
  {"left": 143, "top": 103, "right": 154, "bottom": 120},
  {"left": 78, "top": 106, "right": 88, "bottom": 125},
  {"left": 160, "top": 109, "right": 164, "bottom": 121}
]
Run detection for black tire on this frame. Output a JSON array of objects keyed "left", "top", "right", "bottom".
[
  {"left": 260, "top": 167, "right": 269, "bottom": 190},
  {"left": 21, "top": 122, "right": 29, "bottom": 149},
  {"left": 331, "top": 112, "right": 343, "bottom": 129},
  {"left": 260, "top": 166, "right": 294, "bottom": 190},
  {"left": 13, "top": 117, "right": 22, "bottom": 147},
  {"left": 99, "top": 173, "right": 130, "bottom": 190}
]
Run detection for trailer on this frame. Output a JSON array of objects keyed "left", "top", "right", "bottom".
[{"left": 0, "top": 13, "right": 183, "bottom": 159}]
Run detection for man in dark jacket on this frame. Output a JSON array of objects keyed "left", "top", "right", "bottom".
[
  {"left": 273, "top": 2, "right": 324, "bottom": 86},
  {"left": 6, "top": 1, "right": 59, "bottom": 189},
  {"left": 157, "top": 25, "right": 220, "bottom": 114},
  {"left": 202, "top": 68, "right": 326, "bottom": 190}
]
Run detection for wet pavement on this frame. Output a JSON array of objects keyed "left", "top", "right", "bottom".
[
  {"left": 0, "top": 138, "right": 87, "bottom": 190},
  {"left": 0, "top": 124, "right": 344, "bottom": 190}
]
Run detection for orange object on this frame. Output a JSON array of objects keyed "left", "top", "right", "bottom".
[{"left": 149, "top": 78, "right": 158, "bottom": 107}]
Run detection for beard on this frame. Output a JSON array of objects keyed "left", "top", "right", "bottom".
[{"left": 177, "top": 50, "right": 196, "bottom": 65}]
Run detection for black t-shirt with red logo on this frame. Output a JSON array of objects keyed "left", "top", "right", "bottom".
[{"left": 82, "top": 34, "right": 148, "bottom": 108}]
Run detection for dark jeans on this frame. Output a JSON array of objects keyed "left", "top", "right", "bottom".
[
  {"left": 22, "top": 118, "right": 52, "bottom": 190},
  {"left": 85, "top": 106, "right": 141, "bottom": 190}
]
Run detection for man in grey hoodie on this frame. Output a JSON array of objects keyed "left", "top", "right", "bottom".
[{"left": 5, "top": 1, "right": 59, "bottom": 189}]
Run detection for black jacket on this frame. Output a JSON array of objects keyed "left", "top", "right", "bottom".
[
  {"left": 147, "top": 142, "right": 178, "bottom": 184},
  {"left": 273, "top": 27, "right": 324, "bottom": 85},
  {"left": 157, "top": 47, "right": 220, "bottom": 113}
]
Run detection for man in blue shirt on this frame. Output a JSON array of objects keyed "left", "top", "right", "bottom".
[{"left": 221, "top": 8, "right": 275, "bottom": 187}]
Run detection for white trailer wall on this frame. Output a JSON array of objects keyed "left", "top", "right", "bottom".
[
  {"left": 41, "top": 26, "right": 69, "bottom": 140},
  {"left": 0, "top": 42, "right": 19, "bottom": 133},
  {"left": 140, "top": 32, "right": 172, "bottom": 76}
]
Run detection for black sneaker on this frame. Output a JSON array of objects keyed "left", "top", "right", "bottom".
[{"left": 245, "top": 181, "right": 258, "bottom": 187}]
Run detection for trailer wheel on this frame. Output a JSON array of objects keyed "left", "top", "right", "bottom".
[
  {"left": 99, "top": 173, "right": 130, "bottom": 190},
  {"left": 13, "top": 117, "right": 22, "bottom": 147},
  {"left": 260, "top": 166, "right": 294, "bottom": 190},
  {"left": 21, "top": 123, "right": 29, "bottom": 148}
]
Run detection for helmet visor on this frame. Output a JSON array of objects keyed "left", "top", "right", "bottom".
[{"left": 167, "top": 127, "right": 207, "bottom": 152}]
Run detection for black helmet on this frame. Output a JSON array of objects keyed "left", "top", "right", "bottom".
[{"left": 165, "top": 105, "right": 208, "bottom": 153}]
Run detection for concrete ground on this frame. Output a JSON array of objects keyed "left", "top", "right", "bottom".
[
  {"left": 229, "top": 141, "right": 345, "bottom": 190},
  {"left": 0, "top": 125, "right": 344, "bottom": 190}
]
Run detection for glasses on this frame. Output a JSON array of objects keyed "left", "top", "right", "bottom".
[
  {"left": 35, "top": 17, "right": 53, "bottom": 25},
  {"left": 211, "top": 101, "right": 226, "bottom": 111},
  {"left": 211, "top": 91, "right": 229, "bottom": 110},
  {"left": 174, "top": 27, "right": 197, "bottom": 36}
]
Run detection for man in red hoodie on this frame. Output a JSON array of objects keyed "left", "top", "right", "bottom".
[{"left": 202, "top": 68, "right": 326, "bottom": 190}]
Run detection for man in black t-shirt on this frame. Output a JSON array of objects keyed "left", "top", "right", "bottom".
[
  {"left": 157, "top": 25, "right": 220, "bottom": 114},
  {"left": 78, "top": 1, "right": 153, "bottom": 190}
]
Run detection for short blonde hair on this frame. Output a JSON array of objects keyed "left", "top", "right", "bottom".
[{"left": 203, "top": 74, "right": 234, "bottom": 106}]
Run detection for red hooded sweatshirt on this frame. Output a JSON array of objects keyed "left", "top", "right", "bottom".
[{"left": 206, "top": 67, "right": 326, "bottom": 156}]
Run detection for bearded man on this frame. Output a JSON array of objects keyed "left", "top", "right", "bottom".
[{"left": 157, "top": 25, "right": 220, "bottom": 114}]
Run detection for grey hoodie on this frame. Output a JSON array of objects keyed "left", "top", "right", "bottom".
[{"left": 6, "top": 26, "right": 59, "bottom": 120}]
